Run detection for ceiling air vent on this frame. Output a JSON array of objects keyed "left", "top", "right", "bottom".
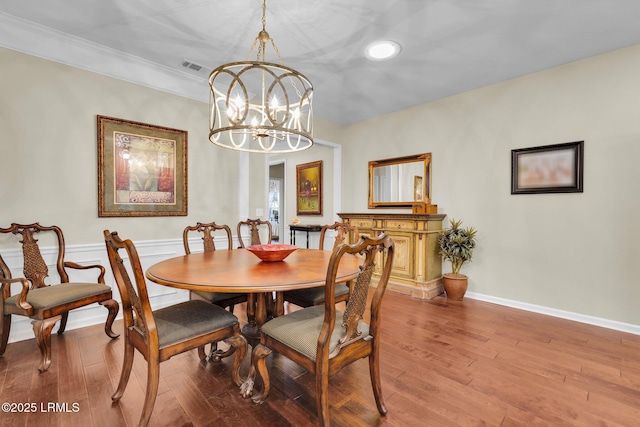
[{"left": 182, "top": 60, "right": 204, "bottom": 72}]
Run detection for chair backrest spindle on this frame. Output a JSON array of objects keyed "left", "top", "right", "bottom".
[
  {"left": 237, "top": 219, "right": 272, "bottom": 248},
  {"left": 319, "top": 221, "right": 358, "bottom": 251},
  {"left": 325, "top": 234, "right": 394, "bottom": 348},
  {"left": 183, "top": 222, "right": 233, "bottom": 254},
  {"left": 0, "top": 223, "right": 71, "bottom": 288}
]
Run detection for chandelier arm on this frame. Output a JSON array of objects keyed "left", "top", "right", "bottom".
[
  {"left": 269, "top": 38, "right": 287, "bottom": 67},
  {"left": 246, "top": 37, "right": 260, "bottom": 62}
]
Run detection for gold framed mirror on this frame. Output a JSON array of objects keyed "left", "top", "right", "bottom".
[{"left": 368, "top": 153, "right": 431, "bottom": 208}]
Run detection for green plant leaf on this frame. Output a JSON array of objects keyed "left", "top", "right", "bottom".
[{"left": 437, "top": 218, "right": 478, "bottom": 275}]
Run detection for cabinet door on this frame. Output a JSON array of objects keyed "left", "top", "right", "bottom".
[{"left": 385, "top": 231, "right": 414, "bottom": 279}]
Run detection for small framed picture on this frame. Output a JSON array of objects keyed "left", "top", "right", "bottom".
[
  {"left": 296, "top": 160, "right": 322, "bottom": 215},
  {"left": 511, "top": 141, "right": 584, "bottom": 194}
]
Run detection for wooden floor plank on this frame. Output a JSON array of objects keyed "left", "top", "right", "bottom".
[
  {"left": 1, "top": 290, "right": 639, "bottom": 426},
  {"left": 85, "top": 362, "right": 127, "bottom": 427},
  {"left": 25, "top": 344, "right": 60, "bottom": 427},
  {"left": 1, "top": 339, "right": 39, "bottom": 427},
  {"left": 164, "top": 369, "right": 218, "bottom": 427}
]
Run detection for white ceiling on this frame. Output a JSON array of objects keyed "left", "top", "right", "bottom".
[{"left": 2, "top": 0, "right": 640, "bottom": 125}]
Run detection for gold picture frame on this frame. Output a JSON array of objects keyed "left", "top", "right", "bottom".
[
  {"left": 98, "top": 115, "right": 188, "bottom": 217},
  {"left": 296, "top": 160, "right": 322, "bottom": 215}
]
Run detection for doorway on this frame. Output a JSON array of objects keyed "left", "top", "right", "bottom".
[{"left": 268, "top": 162, "right": 285, "bottom": 242}]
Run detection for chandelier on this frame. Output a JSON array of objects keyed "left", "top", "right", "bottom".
[{"left": 208, "top": 0, "right": 314, "bottom": 153}]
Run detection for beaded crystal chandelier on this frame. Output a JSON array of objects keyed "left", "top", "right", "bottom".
[{"left": 208, "top": 0, "right": 314, "bottom": 153}]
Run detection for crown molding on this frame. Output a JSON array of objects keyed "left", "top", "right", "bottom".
[{"left": 0, "top": 13, "right": 208, "bottom": 103}]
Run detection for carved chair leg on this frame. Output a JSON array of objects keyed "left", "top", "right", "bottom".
[
  {"left": 246, "top": 343, "right": 272, "bottom": 403},
  {"left": 0, "top": 315, "right": 11, "bottom": 356},
  {"left": 316, "top": 364, "right": 331, "bottom": 427},
  {"left": 32, "top": 315, "right": 62, "bottom": 372},
  {"left": 100, "top": 299, "right": 120, "bottom": 338},
  {"left": 112, "top": 340, "right": 135, "bottom": 402},
  {"left": 57, "top": 312, "right": 69, "bottom": 335},
  {"left": 139, "top": 355, "right": 161, "bottom": 427},
  {"left": 197, "top": 346, "right": 207, "bottom": 361},
  {"left": 225, "top": 335, "right": 247, "bottom": 386},
  {"left": 369, "top": 348, "right": 388, "bottom": 415}
]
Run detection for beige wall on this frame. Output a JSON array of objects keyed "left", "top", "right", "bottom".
[
  {"left": 0, "top": 47, "right": 343, "bottom": 248},
  {"left": 0, "top": 47, "right": 243, "bottom": 245},
  {"left": 2, "top": 42, "right": 639, "bottom": 331},
  {"left": 341, "top": 44, "right": 640, "bottom": 327}
]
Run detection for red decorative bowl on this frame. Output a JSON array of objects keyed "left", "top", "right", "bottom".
[{"left": 246, "top": 244, "right": 298, "bottom": 262}]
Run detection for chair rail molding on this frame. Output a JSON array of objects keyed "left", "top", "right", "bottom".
[{"left": 1, "top": 237, "right": 235, "bottom": 344}]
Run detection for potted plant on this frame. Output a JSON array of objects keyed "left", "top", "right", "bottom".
[{"left": 437, "top": 219, "right": 478, "bottom": 300}]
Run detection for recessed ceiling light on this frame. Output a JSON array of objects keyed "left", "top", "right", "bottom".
[{"left": 365, "top": 40, "right": 402, "bottom": 61}]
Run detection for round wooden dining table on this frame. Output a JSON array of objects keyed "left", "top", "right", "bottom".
[{"left": 145, "top": 248, "right": 361, "bottom": 344}]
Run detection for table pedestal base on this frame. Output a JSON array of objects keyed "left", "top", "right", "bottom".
[
  {"left": 241, "top": 291, "right": 284, "bottom": 347},
  {"left": 240, "top": 292, "right": 283, "bottom": 398},
  {"left": 241, "top": 323, "right": 260, "bottom": 348}
]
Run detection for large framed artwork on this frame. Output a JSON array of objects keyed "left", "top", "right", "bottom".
[
  {"left": 296, "top": 160, "right": 322, "bottom": 215},
  {"left": 98, "top": 115, "right": 188, "bottom": 217},
  {"left": 511, "top": 140, "right": 584, "bottom": 194}
]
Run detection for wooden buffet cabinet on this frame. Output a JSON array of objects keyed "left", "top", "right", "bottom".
[{"left": 338, "top": 213, "right": 446, "bottom": 300}]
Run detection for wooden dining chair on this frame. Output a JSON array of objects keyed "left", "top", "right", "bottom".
[
  {"left": 283, "top": 222, "right": 358, "bottom": 308},
  {"left": 183, "top": 222, "right": 248, "bottom": 359},
  {"left": 237, "top": 218, "right": 272, "bottom": 248},
  {"left": 104, "top": 230, "right": 247, "bottom": 427},
  {"left": 183, "top": 222, "right": 247, "bottom": 310},
  {"left": 245, "top": 234, "right": 394, "bottom": 426},
  {"left": 0, "top": 223, "right": 119, "bottom": 372}
]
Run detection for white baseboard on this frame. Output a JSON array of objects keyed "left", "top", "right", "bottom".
[{"left": 465, "top": 291, "right": 640, "bottom": 336}]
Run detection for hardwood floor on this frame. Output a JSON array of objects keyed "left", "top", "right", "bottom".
[{"left": 1, "top": 291, "right": 639, "bottom": 426}]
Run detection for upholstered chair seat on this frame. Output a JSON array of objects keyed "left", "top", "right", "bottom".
[
  {"left": 281, "top": 283, "right": 350, "bottom": 308},
  {"left": 5, "top": 283, "right": 113, "bottom": 312},
  {"left": 153, "top": 300, "right": 240, "bottom": 348},
  {"left": 261, "top": 305, "right": 369, "bottom": 359},
  {"left": 191, "top": 290, "right": 245, "bottom": 305}
]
